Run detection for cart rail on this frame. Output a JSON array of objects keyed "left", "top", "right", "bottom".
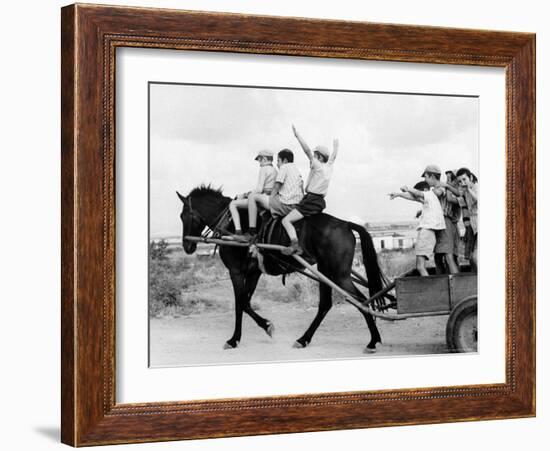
[{"left": 183, "top": 235, "right": 457, "bottom": 321}]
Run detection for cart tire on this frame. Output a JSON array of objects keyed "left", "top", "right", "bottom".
[{"left": 446, "top": 296, "right": 478, "bottom": 353}]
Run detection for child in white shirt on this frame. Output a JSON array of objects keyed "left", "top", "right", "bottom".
[
  {"left": 280, "top": 125, "right": 339, "bottom": 255},
  {"left": 228, "top": 150, "right": 277, "bottom": 241},
  {"left": 389, "top": 180, "right": 445, "bottom": 276}
]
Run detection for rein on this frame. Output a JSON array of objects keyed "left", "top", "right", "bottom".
[{"left": 186, "top": 196, "right": 231, "bottom": 239}]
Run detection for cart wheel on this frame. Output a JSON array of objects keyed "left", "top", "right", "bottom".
[{"left": 446, "top": 296, "right": 477, "bottom": 353}]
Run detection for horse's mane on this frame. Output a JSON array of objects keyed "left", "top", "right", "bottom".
[{"left": 188, "top": 184, "right": 224, "bottom": 201}]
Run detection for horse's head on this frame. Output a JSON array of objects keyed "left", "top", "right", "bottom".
[
  {"left": 176, "top": 191, "right": 202, "bottom": 254},
  {"left": 176, "top": 185, "right": 227, "bottom": 254}
]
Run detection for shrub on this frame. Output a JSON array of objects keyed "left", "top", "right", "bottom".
[
  {"left": 150, "top": 239, "right": 170, "bottom": 261},
  {"left": 148, "top": 258, "right": 187, "bottom": 316},
  {"left": 149, "top": 249, "right": 231, "bottom": 317}
]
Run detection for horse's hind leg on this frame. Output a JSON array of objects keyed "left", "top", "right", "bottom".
[
  {"left": 294, "top": 277, "right": 332, "bottom": 348},
  {"left": 337, "top": 276, "right": 382, "bottom": 353},
  {"left": 225, "top": 270, "right": 246, "bottom": 349},
  {"left": 242, "top": 268, "right": 274, "bottom": 337}
]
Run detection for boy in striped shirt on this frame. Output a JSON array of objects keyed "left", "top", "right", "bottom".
[{"left": 268, "top": 148, "right": 304, "bottom": 220}]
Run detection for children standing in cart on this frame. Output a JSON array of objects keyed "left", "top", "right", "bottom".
[
  {"left": 389, "top": 166, "right": 446, "bottom": 276},
  {"left": 279, "top": 125, "right": 339, "bottom": 255},
  {"left": 430, "top": 167, "right": 460, "bottom": 275},
  {"left": 441, "top": 169, "right": 462, "bottom": 266},
  {"left": 456, "top": 167, "right": 478, "bottom": 272}
]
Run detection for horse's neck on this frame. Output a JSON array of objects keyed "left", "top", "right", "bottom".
[{"left": 197, "top": 196, "right": 231, "bottom": 226}]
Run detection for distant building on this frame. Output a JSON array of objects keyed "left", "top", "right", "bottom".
[
  {"left": 364, "top": 221, "right": 417, "bottom": 251},
  {"left": 151, "top": 237, "right": 216, "bottom": 256},
  {"left": 370, "top": 232, "right": 415, "bottom": 251}
]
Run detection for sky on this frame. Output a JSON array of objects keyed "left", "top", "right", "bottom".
[{"left": 149, "top": 83, "right": 478, "bottom": 238}]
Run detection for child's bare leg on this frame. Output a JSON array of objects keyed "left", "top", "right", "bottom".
[
  {"left": 256, "top": 194, "right": 271, "bottom": 210},
  {"left": 470, "top": 240, "right": 478, "bottom": 273},
  {"left": 229, "top": 198, "right": 248, "bottom": 233},
  {"left": 248, "top": 193, "right": 271, "bottom": 229},
  {"left": 281, "top": 209, "right": 304, "bottom": 254},
  {"left": 282, "top": 209, "right": 303, "bottom": 241},
  {"left": 247, "top": 194, "right": 259, "bottom": 229},
  {"left": 445, "top": 253, "right": 459, "bottom": 274},
  {"left": 416, "top": 256, "right": 429, "bottom": 276},
  {"left": 434, "top": 253, "right": 445, "bottom": 274}
]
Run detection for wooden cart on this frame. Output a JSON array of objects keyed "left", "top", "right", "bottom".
[
  {"left": 392, "top": 272, "right": 478, "bottom": 352},
  {"left": 294, "top": 254, "right": 478, "bottom": 354}
]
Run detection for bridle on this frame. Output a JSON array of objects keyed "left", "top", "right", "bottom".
[
  {"left": 183, "top": 195, "right": 231, "bottom": 241},
  {"left": 182, "top": 196, "right": 204, "bottom": 242}
]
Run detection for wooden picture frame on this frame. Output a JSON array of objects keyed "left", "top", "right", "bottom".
[{"left": 61, "top": 3, "right": 535, "bottom": 446}]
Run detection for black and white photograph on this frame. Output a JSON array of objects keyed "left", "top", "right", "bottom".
[
  {"left": 148, "top": 82, "right": 479, "bottom": 367},
  {"left": 3, "top": 0, "right": 544, "bottom": 449}
]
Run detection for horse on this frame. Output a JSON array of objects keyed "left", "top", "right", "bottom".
[{"left": 176, "top": 184, "right": 387, "bottom": 352}]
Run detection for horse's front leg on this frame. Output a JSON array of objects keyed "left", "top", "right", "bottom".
[
  {"left": 242, "top": 268, "right": 274, "bottom": 337},
  {"left": 224, "top": 270, "right": 246, "bottom": 349}
]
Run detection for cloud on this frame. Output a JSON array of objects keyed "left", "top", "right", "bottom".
[
  {"left": 150, "top": 84, "right": 287, "bottom": 146},
  {"left": 357, "top": 94, "right": 476, "bottom": 150}
]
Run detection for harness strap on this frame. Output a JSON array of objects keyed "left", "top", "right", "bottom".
[
  {"left": 266, "top": 217, "right": 279, "bottom": 245},
  {"left": 187, "top": 196, "right": 231, "bottom": 239},
  {"left": 209, "top": 206, "right": 232, "bottom": 235}
]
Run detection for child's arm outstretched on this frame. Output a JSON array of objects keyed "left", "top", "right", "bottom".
[
  {"left": 401, "top": 185, "right": 426, "bottom": 199},
  {"left": 292, "top": 125, "right": 314, "bottom": 161},
  {"left": 442, "top": 182, "right": 460, "bottom": 197},
  {"left": 329, "top": 138, "right": 339, "bottom": 163},
  {"left": 388, "top": 191, "right": 420, "bottom": 202}
]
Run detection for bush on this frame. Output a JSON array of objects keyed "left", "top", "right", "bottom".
[
  {"left": 149, "top": 248, "right": 231, "bottom": 317},
  {"left": 149, "top": 258, "right": 187, "bottom": 316},
  {"left": 150, "top": 239, "right": 170, "bottom": 261}
]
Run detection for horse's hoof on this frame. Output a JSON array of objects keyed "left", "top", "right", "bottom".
[
  {"left": 293, "top": 340, "right": 307, "bottom": 349},
  {"left": 266, "top": 323, "right": 275, "bottom": 338},
  {"left": 363, "top": 346, "right": 377, "bottom": 354},
  {"left": 223, "top": 341, "right": 238, "bottom": 350}
]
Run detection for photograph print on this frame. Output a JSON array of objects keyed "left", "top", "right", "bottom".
[{"left": 148, "top": 82, "right": 479, "bottom": 367}]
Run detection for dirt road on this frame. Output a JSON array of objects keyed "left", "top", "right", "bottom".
[{"left": 149, "top": 300, "right": 449, "bottom": 367}]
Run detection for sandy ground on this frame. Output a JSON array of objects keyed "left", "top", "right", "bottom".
[{"left": 149, "top": 300, "right": 450, "bottom": 367}]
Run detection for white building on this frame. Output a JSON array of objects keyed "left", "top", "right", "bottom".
[
  {"left": 370, "top": 231, "right": 416, "bottom": 251},
  {"left": 365, "top": 222, "right": 417, "bottom": 251}
]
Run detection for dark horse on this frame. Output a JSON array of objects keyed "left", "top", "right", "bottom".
[{"left": 176, "top": 185, "right": 387, "bottom": 352}]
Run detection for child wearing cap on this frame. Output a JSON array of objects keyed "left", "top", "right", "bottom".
[
  {"left": 435, "top": 170, "right": 462, "bottom": 272},
  {"left": 228, "top": 150, "right": 277, "bottom": 241},
  {"left": 419, "top": 166, "right": 460, "bottom": 275},
  {"left": 456, "top": 167, "right": 478, "bottom": 272},
  {"left": 389, "top": 178, "right": 445, "bottom": 276},
  {"left": 279, "top": 125, "right": 339, "bottom": 255}
]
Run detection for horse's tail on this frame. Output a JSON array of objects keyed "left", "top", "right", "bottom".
[{"left": 347, "top": 222, "right": 388, "bottom": 296}]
